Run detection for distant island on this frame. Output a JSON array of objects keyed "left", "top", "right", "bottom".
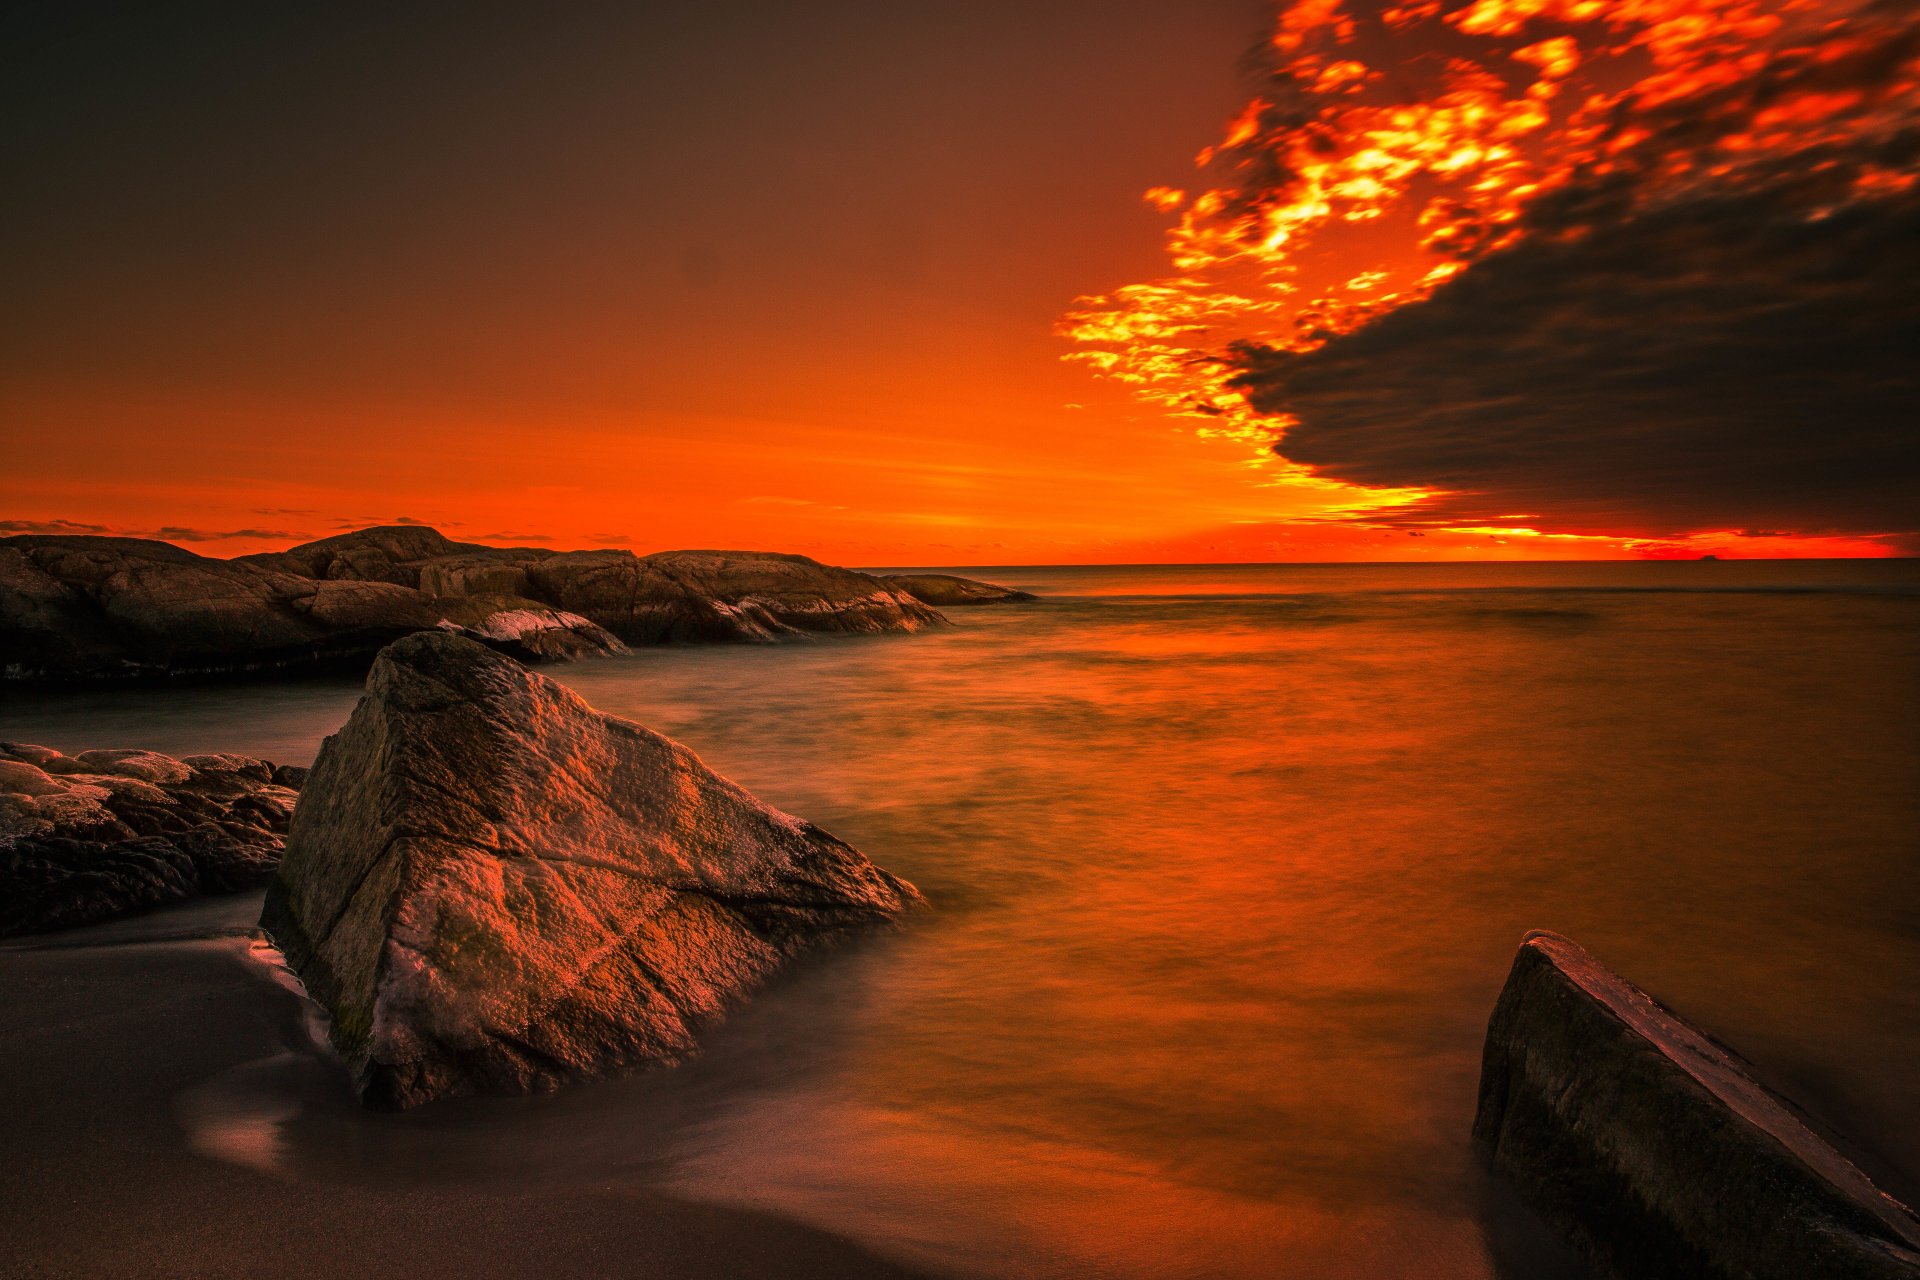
[{"left": 0, "top": 524, "right": 1033, "bottom": 684}]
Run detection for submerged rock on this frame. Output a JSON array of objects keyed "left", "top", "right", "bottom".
[
  {"left": 3, "top": 526, "right": 944, "bottom": 683},
  {"left": 1474, "top": 931, "right": 1920, "bottom": 1280},
  {"left": 0, "top": 743, "right": 303, "bottom": 936},
  {"left": 260, "top": 631, "right": 921, "bottom": 1109},
  {"left": 881, "top": 572, "right": 1036, "bottom": 606}
]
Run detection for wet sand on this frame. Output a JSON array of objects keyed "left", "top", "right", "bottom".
[{"left": 0, "top": 909, "right": 933, "bottom": 1280}]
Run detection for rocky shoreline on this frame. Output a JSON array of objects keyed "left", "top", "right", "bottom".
[
  {"left": 0, "top": 742, "right": 303, "bottom": 937},
  {"left": 0, "top": 525, "right": 1031, "bottom": 685}
]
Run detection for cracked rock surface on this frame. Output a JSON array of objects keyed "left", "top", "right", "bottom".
[{"left": 260, "top": 630, "right": 921, "bottom": 1109}]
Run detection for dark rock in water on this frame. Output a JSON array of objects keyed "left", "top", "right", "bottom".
[
  {"left": 1474, "top": 930, "right": 1920, "bottom": 1280},
  {"left": 644, "top": 550, "right": 947, "bottom": 638},
  {"left": 0, "top": 743, "right": 303, "bottom": 937},
  {"left": 3, "top": 526, "right": 944, "bottom": 683},
  {"left": 260, "top": 631, "right": 921, "bottom": 1109},
  {"left": 881, "top": 572, "right": 1037, "bottom": 606}
]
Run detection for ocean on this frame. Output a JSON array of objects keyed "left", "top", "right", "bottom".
[{"left": 6, "top": 559, "right": 1918, "bottom": 1279}]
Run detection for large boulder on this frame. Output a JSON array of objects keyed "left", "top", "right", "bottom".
[
  {"left": 882, "top": 572, "right": 1036, "bottom": 606},
  {"left": 1474, "top": 931, "right": 1920, "bottom": 1279},
  {"left": 0, "top": 743, "right": 303, "bottom": 936},
  {"left": 260, "top": 631, "right": 921, "bottom": 1109}
]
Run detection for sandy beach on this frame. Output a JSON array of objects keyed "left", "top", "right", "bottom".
[{"left": 0, "top": 896, "right": 930, "bottom": 1280}]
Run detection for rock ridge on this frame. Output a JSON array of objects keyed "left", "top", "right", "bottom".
[{"left": 2, "top": 525, "right": 947, "bottom": 683}]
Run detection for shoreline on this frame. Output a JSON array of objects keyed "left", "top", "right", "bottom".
[{"left": 0, "top": 900, "right": 938, "bottom": 1280}]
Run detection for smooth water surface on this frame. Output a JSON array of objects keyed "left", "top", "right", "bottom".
[{"left": 8, "top": 560, "right": 1919, "bottom": 1278}]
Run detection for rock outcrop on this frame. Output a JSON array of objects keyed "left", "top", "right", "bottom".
[
  {"left": 646, "top": 550, "right": 947, "bottom": 638},
  {"left": 0, "top": 743, "right": 303, "bottom": 937},
  {"left": 0, "top": 535, "right": 447, "bottom": 682},
  {"left": 260, "top": 631, "right": 921, "bottom": 1109},
  {"left": 2, "top": 526, "right": 945, "bottom": 683},
  {"left": 1474, "top": 931, "right": 1920, "bottom": 1280},
  {"left": 881, "top": 572, "right": 1036, "bottom": 606}
]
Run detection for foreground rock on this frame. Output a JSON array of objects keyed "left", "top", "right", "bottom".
[
  {"left": 1474, "top": 931, "right": 1920, "bottom": 1279},
  {"left": 0, "top": 744, "right": 303, "bottom": 937},
  {"left": 882, "top": 572, "right": 1036, "bottom": 606},
  {"left": 260, "top": 631, "right": 921, "bottom": 1108},
  {"left": 2, "top": 526, "right": 942, "bottom": 683}
]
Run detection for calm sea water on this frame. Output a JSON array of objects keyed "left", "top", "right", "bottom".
[{"left": 7, "top": 560, "right": 1919, "bottom": 1278}]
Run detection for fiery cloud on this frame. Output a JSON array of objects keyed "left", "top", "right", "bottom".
[{"left": 1065, "top": 0, "right": 1920, "bottom": 548}]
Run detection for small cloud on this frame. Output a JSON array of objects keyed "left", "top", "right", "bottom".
[
  {"left": 0, "top": 518, "right": 112, "bottom": 536},
  {"left": 475, "top": 530, "right": 556, "bottom": 544},
  {"left": 251, "top": 507, "right": 318, "bottom": 517},
  {"left": 2, "top": 519, "right": 311, "bottom": 544},
  {"left": 149, "top": 525, "right": 304, "bottom": 542}
]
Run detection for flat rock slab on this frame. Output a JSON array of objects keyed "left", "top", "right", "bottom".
[
  {"left": 1474, "top": 930, "right": 1920, "bottom": 1279},
  {"left": 881, "top": 573, "right": 1036, "bottom": 606},
  {"left": 261, "top": 631, "right": 920, "bottom": 1109}
]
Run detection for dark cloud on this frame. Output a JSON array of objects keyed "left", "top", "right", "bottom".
[
  {"left": 0, "top": 519, "right": 112, "bottom": 536},
  {"left": 148, "top": 526, "right": 303, "bottom": 542},
  {"left": 0, "top": 519, "right": 304, "bottom": 543},
  {"left": 330, "top": 514, "right": 457, "bottom": 530},
  {"left": 1229, "top": 7, "right": 1920, "bottom": 538}
]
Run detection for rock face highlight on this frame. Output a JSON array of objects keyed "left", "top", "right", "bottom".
[
  {"left": 260, "top": 631, "right": 921, "bottom": 1109},
  {"left": 2, "top": 526, "right": 943, "bottom": 683},
  {"left": 1474, "top": 930, "right": 1920, "bottom": 1280},
  {"left": 882, "top": 572, "right": 1036, "bottom": 606},
  {"left": 0, "top": 743, "right": 303, "bottom": 937}
]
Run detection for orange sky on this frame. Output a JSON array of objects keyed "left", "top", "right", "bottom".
[{"left": 2, "top": 1, "right": 1910, "bottom": 564}]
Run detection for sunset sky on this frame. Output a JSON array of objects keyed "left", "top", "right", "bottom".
[{"left": 4, "top": 1, "right": 1915, "bottom": 563}]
